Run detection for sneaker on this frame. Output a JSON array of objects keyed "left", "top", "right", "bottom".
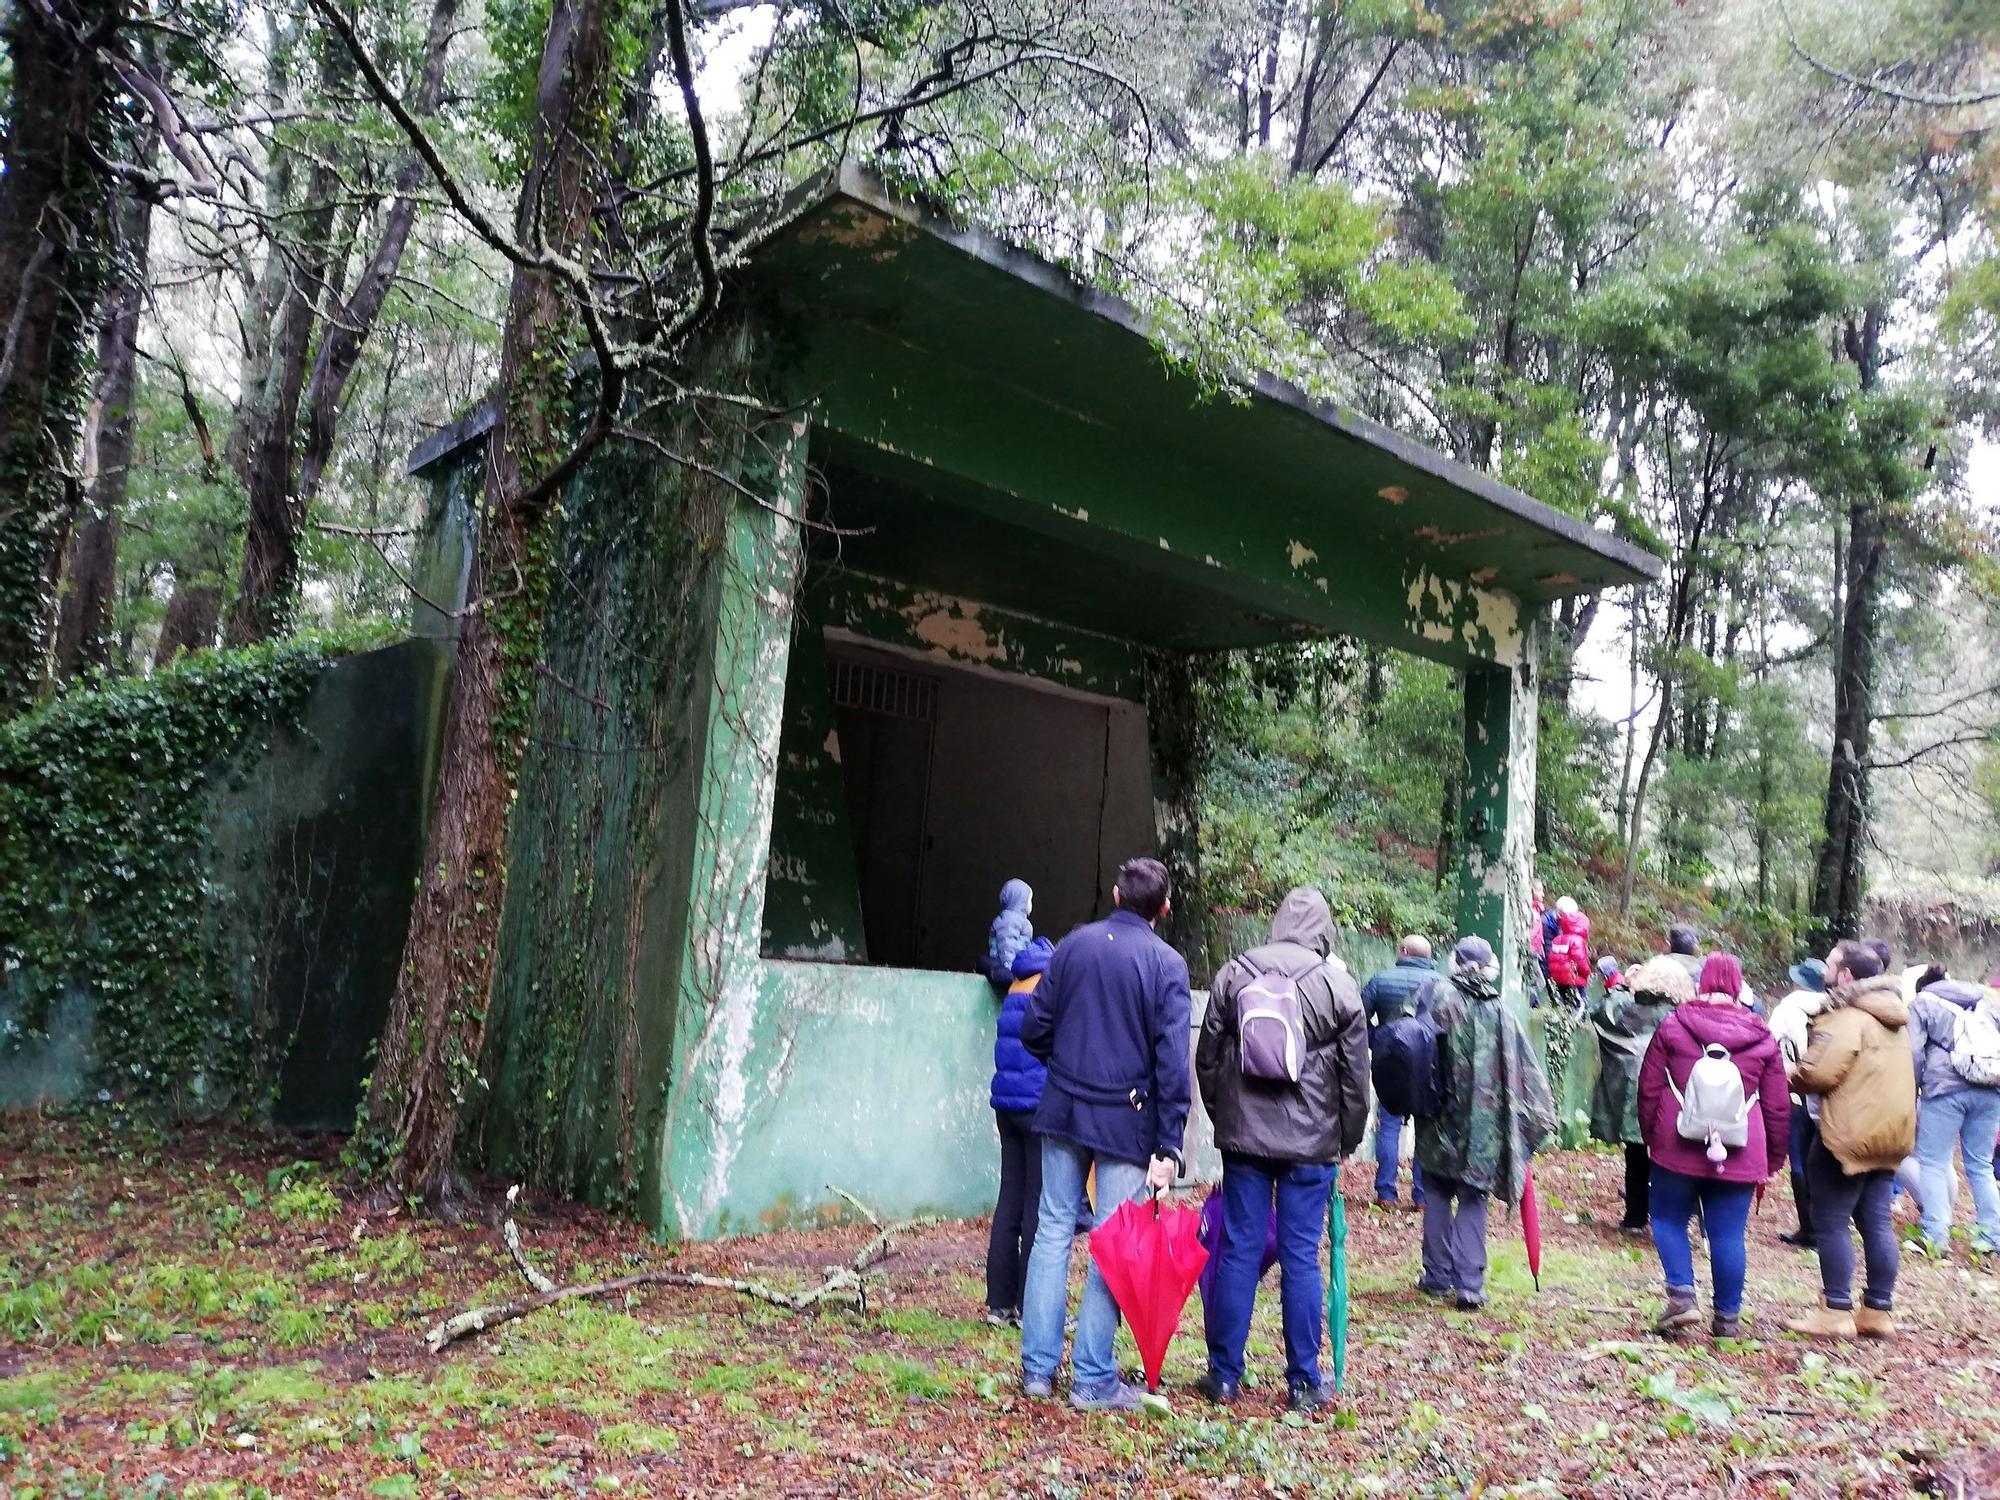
[
  {"left": 1193, "top": 1372, "right": 1238, "bottom": 1406},
  {"left": 1288, "top": 1382, "right": 1330, "bottom": 1413},
  {"left": 1416, "top": 1280, "right": 1454, "bottom": 1299},
  {"left": 1070, "top": 1379, "right": 1146, "bottom": 1412},
  {"left": 1654, "top": 1288, "right": 1700, "bottom": 1335},
  {"left": 1619, "top": 1223, "right": 1649, "bottom": 1238},
  {"left": 1022, "top": 1373, "right": 1054, "bottom": 1399},
  {"left": 1373, "top": 1196, "right": 1398, "bottom": 1211},
  {"left": 985, "top": 1309, "right": 1015, "bottom": 1327},
  {"left": 1777, "top": 1228, "right": 1813, "bottom": 1248},
  {"left": 1454, "top": 1292, "right": 1487, "bottom": 1311}
]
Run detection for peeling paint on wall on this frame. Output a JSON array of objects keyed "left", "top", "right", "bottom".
[
  {"left": 1412, "top": 524, "right": 1504, "bottom": 547},
  {"left": 1286, "top": 540, "right": 1318, "bottom": 569},
  {"left": 1378, "top": 485, "right": 1409, "bottom": 505},
  {"left": 1401, "top": 566, "right": 1525, "bottom": 667}
]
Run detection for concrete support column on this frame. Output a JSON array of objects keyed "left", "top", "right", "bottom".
[
  {"left": 1454, "top": 619, "right": 1539, "bottom": 1014},
  {"left": 657, "top": 409, "right": 811, "bottom": 1238}
]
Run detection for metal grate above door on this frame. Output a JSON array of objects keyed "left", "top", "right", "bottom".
[{"left": 828, "top": 656, "right": 938, "bottom": 722}]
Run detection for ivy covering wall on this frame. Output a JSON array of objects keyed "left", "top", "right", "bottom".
[{"left": 0, "top": 628, "right": 395, "bottom": 1114}]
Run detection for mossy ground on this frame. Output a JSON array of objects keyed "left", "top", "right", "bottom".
[{"left": 4, "top": 1120, "right": 1997, "bottom": 1497}]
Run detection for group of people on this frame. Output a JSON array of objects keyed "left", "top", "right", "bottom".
[
  {"left": 975, "top": 867, "right": 2000, "bottom": 1412},
  {"left": 1587, "top": 930, "right": 2000, "bottom": 1338}
]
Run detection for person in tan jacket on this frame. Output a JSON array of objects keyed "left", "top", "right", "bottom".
[{"left": 1784, "top": 940, "right": 1917, "bottom": 1340}]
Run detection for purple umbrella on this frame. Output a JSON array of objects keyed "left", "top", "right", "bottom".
[{"left": 1197, "top": 1191, "right": 1279, "bottom": 1336}]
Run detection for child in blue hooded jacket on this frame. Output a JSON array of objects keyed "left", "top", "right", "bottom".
[
  {"left": 981, "top": 879, "right": 1035, "bottom": 994},
  {"left": 986, "top": 936, "right": 1053, "bottom": 1323}
]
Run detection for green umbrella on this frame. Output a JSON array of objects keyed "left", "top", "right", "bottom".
[{"left": 1326, "top": 1186, "right": 1350, "bottom": 1394}]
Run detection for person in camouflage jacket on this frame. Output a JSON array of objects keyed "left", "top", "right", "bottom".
[{"left": 1415, "top": 937, "right": 1559, "bottom": 1309}]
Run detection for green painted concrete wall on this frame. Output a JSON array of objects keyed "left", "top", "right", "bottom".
[{"left": 0, "top": 639, "right": 449, "bottom": 1125}]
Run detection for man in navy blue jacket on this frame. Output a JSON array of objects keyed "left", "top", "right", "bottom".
[{"left": 1018, "top": 856, "right": 1193, "bottom": 1411}]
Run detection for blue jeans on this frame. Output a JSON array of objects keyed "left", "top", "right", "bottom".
[
  {"left": 1373, "top": 1112, "right": 1425, "bottom": 1204},
  {"left": 1205, "top": 1154, "right": 1334, "bottom": 1392},
  {"left": 1649, "top": 1166, "right": 1753, "bottom": 1317},
  {"left": 1020, "top": 1139, "right": 1147, "bottom": 1392},
  {"left": 1916, "top": 1089, "right": 2000, "bottom": 1252}
]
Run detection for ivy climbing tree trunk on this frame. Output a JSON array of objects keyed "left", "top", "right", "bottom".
[
  {"left": 359, "top": 0, "right": 624, "bottom": 1210},
  {"left": 1144, "top": 650, "right": 1218, "bottom": 972},
  {"left": 0, "top": 0, "right": 112, "bottom": 713},
  {"left": 223, "top": 36, "right": 359, "bottom": 647},
  {"left": 226, "top": 0, "right": 460, "bottom": 643},
  {"left": 54, "top": 152, "right": 154, "bottom": 681}
]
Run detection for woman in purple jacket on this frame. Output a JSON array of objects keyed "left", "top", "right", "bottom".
[{"left": 1637, "top": 954, "right": 1790, "bottom": 1338}]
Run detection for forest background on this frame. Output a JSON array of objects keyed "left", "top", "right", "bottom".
[{"left": 0, "top": 0, "right": 1998, "bottom": 1191}]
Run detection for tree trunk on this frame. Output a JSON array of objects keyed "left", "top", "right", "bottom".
[
  {"left": 54, "top": 153, "right": 154, "bottom": 680},
  {"left": 0, "top": 0, "right": 112, "bottom": 713},
  {"left": 1810, "top": 497, "right": 1882, "bottom": 942},
  {"left": 290, "top": 0, "right": 461, "bottom": 530},
  {"left": 360, "top": 0, "right": 624, "bottom": 1210},
  {"left": 155, "top": 582, "right": 222, "bottom": 666},
  {"left": 224, "top": 35, "right": 362, "bottom": 646},
  {"left": 1810, "top": 308, "right": 1888, "bottom": 945}
]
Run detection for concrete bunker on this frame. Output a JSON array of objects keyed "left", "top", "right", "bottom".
[{"left": 400, "top": 166, "right": 1659, "bottom": 1239}]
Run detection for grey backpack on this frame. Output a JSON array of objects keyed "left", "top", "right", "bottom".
[{"left": 1237, "top": 956, "right": 1340, "bottom": 1084}]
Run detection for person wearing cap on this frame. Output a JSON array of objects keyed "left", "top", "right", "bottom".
[
  {"left": 1768, "top": 957, "right": 1830, "bottom": 1247},
  {"left": 1413, "top": 936, "right": 1558, "bottom": 1310}
]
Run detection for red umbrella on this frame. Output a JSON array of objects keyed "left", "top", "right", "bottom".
[
  {"left": 1520, "top": 1164, "right": 1544, "bottom": 1292},
  {"left": 1088, "top": 1197, "right": 1209, "bottom": 1391}
]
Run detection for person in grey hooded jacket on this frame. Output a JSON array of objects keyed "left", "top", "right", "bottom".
[
  {"left": 1194, "top": 886, "right": 1369, "bottom": 1411},
  {"left": 1907, "top": 976, "right": 2000, "bottom": 1255}
]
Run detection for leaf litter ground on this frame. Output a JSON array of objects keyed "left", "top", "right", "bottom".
[{"left": 4, "top": 1120, "right": 1998, "bottom": 1498}]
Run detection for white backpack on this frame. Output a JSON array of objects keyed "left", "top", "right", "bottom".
[
  {"left": 1949, "top": 997, "right": 2000, "bottom": 1088},
  {"left": 1669, "top": 1044, "right": 1758, "bottom": 1168}
]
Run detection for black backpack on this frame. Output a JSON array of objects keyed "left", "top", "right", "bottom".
[{"left": 1372, "top": 1011, "right": 1446, "bottom": 1119}]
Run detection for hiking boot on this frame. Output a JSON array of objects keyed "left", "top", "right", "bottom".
[
  {"left": 1454, "top": 1292, "right": 1488, "bottom": 1312},
  {"left": 1288, "top": 1382, "right": 1331, "bottom": 1413},
  {"left": 1416, "top": 1279, "right": 1454, "bottom": 1299},
  {"left": 1854, "top": 1305, "right": 1895, "bottom": 1340},
  {"left": 1022, "top": 1373, "right": 1054, "bottom": 1400},
  {"left": 1784, "top": 1299, "right": 1857, "bottom": 1339},
  {"left": 1711, "top": 1311, "right": 1743, "bottom": 1340},
  {"left": 1654, "top": 1287, "right": 1700, "bottom": 1335},
  {"left": 1193, "top": 1372, "right": 1238, "bottom": 1406},
  {"left": 1070, "top": 1379, "right": 1146, "bottom": 1413},
  {"left": 1778, "top": 1228, "right": 1813, "bottom": 1248}
]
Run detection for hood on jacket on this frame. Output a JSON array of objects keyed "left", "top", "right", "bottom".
[
  {"left": 998, "top": 878, "right": 1033, "bottom": 914},
  {"left": 1557, "top": 907, "right": 1590, "bottom": 938},
  {"left": 1010, "top": 936, "right": 1055, "bottom": 980},
  {"left": 1828, "top": 973, "right": 1909, "bottom": 1029},
  {"left": 1672, "top": 996, "right": 1773, "bottom": 1051},
  {"left": 1919, "top": 978, "right": 1984, "bottom": 1011},
  {"left": 1788, "top": 958, "right": 1826, "bottom": 993},
  {"left": 1269, "top": 886, "right": 1335, "bottom": 957},
  {"left": 1625, "top": 956, "right": 1694, "bottom": 1005}
]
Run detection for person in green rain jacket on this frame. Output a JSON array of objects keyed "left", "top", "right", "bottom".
[
  {"left": 1415, "top": 937, "right": 1558, "bottom": 1309},
  {"left": 1588, "top": 956, "right": 1693, "bottom": 1233}
]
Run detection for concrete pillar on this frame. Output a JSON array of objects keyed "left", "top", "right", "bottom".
[
  {"left": 655, "top": 409, "right": 811, "bottom": 1238},
  {"left": 1454, "top": 619, "right": 1539, "bottom": 1013}
]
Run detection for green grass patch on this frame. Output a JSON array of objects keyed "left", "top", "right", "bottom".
[
  {"left": 598, "top": 1421, "right": 681, "bottom": 1456},
  {"left": 0, "top": 1372, "right": 68, "bottom": 1415},
  {"left": 852, "top": 1353, "right": 959, "bottom": 1401}
]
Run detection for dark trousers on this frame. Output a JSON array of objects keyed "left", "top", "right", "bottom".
[
  {"left": 1788, "top": 1104, "right": 1818, "bottom": 1236},
  {"left": 1807, "top": 1138, "right": 1898, "bottom": 1312},
  {"left": 985, "top": 1108, "right": 1042, "bottom": 1313},
  {"left": 1622, "top": 1143, "right": 1651, "bottom": 1228},
  {"left": 1205, "top": 1153, "right": 1335, "bottom": 1392}
]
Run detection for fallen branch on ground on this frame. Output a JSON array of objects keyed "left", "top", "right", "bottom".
[{"left": 425, "top": 1184, "right": 943, "bottom": 1352}]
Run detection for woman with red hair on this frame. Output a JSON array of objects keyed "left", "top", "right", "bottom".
[{"left": 1638, "top": 953, "right": 1789, "bottom": 1338}]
